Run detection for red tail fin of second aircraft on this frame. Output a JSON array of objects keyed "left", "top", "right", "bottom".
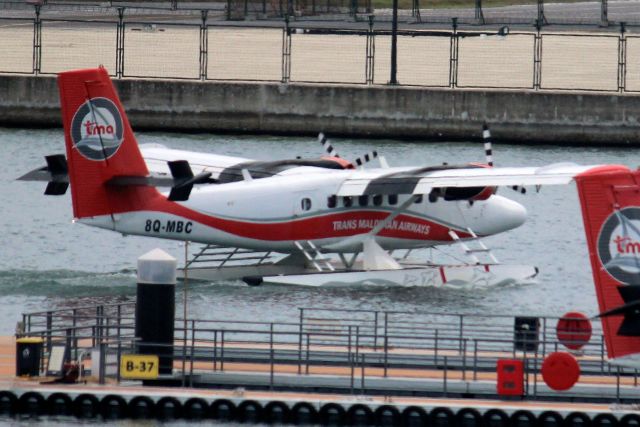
[
  {"left": 575, "top": 165, "right": 640, "bottom": 366},
  {"left": 58, "top": 67, "right": 158, "bottom": 219}
]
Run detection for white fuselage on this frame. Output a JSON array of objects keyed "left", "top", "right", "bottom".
[{"left": 79, "top": 147, "right": 527, "bottom": 253}]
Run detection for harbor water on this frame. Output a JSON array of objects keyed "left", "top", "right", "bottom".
[{"left": 1, "top": 127, "right": 636, "bottom": 335}]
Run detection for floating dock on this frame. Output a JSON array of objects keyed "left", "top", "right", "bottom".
[{"left": 2, "top": 304, "right": 640, "bottom": 425}]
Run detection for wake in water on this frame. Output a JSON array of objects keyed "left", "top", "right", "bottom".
[{"left": 0, "top": 269, "right": 137, "bottom": 297}]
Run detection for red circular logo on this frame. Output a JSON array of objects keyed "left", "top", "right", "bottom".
[
  {"left": 597, "top": 207, "right": 640, "bottom": 284},
  {"left": 70, "top": 97, "right": 124, "bottom": 161}
]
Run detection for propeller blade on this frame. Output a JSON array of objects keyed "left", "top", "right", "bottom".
[
  {"left": 354, "top": 151, "right": 378, "bottom": 167},
  {"left": 318, "top": 132, "right": 340, "bottom": 158},
  {"left": 482, "top": 122, "right": 493, "bottom": 167}
]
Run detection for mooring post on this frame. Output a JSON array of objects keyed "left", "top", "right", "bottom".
[
  {"left": 99, "top": 342, "right": 106, "bottom": 385},
  {"left": 135, "top": 248, "right": 177, "bottom": 375}
]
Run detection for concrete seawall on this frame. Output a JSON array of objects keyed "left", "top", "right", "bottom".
[{"left": 1, "top": 74, "right": 639, "bottom": 144}]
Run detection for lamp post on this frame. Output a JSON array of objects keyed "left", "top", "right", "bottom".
[{"left": 389, "top": 0, "right": 399, "bottom": 85}]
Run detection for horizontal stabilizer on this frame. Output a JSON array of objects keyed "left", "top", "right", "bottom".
[
  {"left": 17, "top": 167, "right": 51, "bottom": 182},
  {"left": 17, "top": 154, "right": 70, "bottom": 196},
  {"left": 106, "top": 175, "right": 175, "bottom": 187},
  {"left": 597, "top": 285, "right": 640, "bottom": 337},
  {"left": 106, "top": 160, "right": 215, "bottom": 201},
  {"left": 18, "top": 154, "right": 69, "bottom": 183}
]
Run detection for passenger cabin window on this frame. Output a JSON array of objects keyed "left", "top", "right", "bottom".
[
  {"left": 358, "top": 195, "right": 369, "bottom": 206},
  {"left": 343, "top": 196, "right": 353, "bottom": 207},
  {"left": 301, "top": 198, "right": 312, "bottom": 211},
  {"left": 373, "top": 195, "right": 383, "bottom": 206},
  {"left": 388, "top": 194, "right": 398, "bottom": 205},
  {"left": 327, "top": 195, "right": 337, "bottom": 208},
  {"left": 414, "top": 195, "right": 423, "bottom": 204}
]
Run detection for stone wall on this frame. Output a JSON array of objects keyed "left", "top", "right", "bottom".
[{"left": 1, "top": 74, "right": 638, "bottom": 144}]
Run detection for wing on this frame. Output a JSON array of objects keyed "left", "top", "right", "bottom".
[
  {"left": 140, "top": 145, "right": 252, "bottom": 179},
  {"left": 336, "top": 163, "right": 608, "bottom": 196}
]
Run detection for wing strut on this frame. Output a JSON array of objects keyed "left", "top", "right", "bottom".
[{"left": 368, "top": 194, "right": 419, "bottom": 237}]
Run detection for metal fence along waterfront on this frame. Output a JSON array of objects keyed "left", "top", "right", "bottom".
[
  {"left": 1, "top": 12, "right": 638, "bottom": 93},
  {"left": 6, "top": 303, "right": 639, "bottom": 423},
  {"left": 2, "top": 0, "right": 637, "bottom": 26},
  {"left": 20, "top": 304, "right": 623, "bottom": 394}
]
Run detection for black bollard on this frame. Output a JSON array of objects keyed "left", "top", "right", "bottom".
[{"left": 135, "top": 249, "right": 176, "bottom": 375}]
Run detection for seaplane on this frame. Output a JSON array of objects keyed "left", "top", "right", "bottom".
[{"left": 17, "top": 66, "right": 610, "bottom": 287}]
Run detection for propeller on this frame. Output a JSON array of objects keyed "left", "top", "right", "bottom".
[
  {"left": 483, "top": 122, "right": 526, "bottom": 194},
  {"left": 318, "top": 132, "right": 380, "bottom": 168}
]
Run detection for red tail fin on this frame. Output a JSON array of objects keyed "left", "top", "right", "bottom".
[
  {"left": 576, "top": 165, "right": 640, "bottom": 366},
  {"left": 58, "top": 67, "right": 156, "bottom": 219}
]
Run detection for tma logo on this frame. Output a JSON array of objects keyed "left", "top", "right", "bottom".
[
  {"left": 70, "top": 97, "right": 124, "bottom": 161},
  {"left": 598, "top": 207, "right": 640, "bottom": 284}
]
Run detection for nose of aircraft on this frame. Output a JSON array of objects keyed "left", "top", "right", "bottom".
[{"left": 467, "top": 194, "right": 527, "bottom": 235}]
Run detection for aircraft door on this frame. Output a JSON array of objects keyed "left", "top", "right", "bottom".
[
  {"left": 291, "top": 190, "right": 321, "bottom": 243},
  {"left": 293, "top": 192, "right": 317, "bottom": 218}
]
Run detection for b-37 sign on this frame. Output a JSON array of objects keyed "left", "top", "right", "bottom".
[{"left": 120, "top": 354, "right": 159, "bottom": 379}]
